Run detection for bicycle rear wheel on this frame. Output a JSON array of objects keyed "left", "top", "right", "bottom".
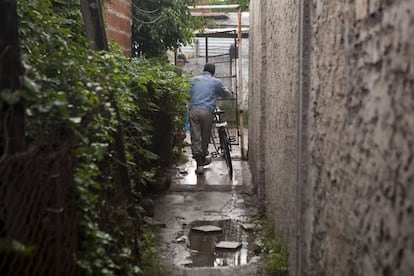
[{"left": 218, "top": 127, "right": 233, "bottom": 178}]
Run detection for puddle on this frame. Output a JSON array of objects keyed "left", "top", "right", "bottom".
[
  {"left": 174, "top": 160, "right": 240, "bottom": 186},
  {"left": 184, "top": 220, "right": 257, "bottom": 267}
]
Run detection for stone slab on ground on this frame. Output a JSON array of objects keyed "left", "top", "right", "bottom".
[
  {"left": 215, "top": 241, "right": 242, "bottom": 250},
  {"left": 192, "top": 225, "right": 223, "bottom": 233},
  {"left": 153, "top": 133, "right": 262, "bottom": 275}
]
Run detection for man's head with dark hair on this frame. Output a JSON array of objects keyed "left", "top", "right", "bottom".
[
  {"left": 203, "top": 63, "right": 215, "bottom": 75},
  {"left": 178, "top": 53, "right": 189, "bottom": 63}
]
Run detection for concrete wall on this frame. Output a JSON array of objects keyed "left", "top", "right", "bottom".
[
  {"left": 249, "top": 0, "right": 414, "bottom": 275},
  {"left": 248, "top": 0, "right": 300, "bottom": 272},
  {"left": 104, "top": 0, "right": 131, "bottom": 56},
  {"left": 248, "top": 0, "right": 265, "bottom": 208}
]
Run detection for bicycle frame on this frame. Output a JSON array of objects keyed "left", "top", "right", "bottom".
[{"left": 211, "top": 108, "right": 233, "bottom": 177}]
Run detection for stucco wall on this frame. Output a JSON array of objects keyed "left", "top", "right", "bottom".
[
  {"left": 248, "top": 0, "right": 300, "bottom": 272},
  {"left": 249, "top": 0, "right": 414, "bottom": 275},
  {"left": 309, "top": 1, "right": 414, "bottom": 275},
  {"left": 104, "top": 0, "right": 131, "bottom": 56},
  {"left": 248, "top": 0, "right": 265, "bottom": 206}
]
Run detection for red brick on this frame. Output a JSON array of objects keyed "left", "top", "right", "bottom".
[{"left": 103, "top": 0, "right": 132, "bottom": 56}]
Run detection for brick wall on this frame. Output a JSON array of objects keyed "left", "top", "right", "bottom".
[
  {"left": 104, "top": 0, "right": 131, "bottom": 56},
  {"left": 249, "top": 1, "right": 414, "bottom": 275}
]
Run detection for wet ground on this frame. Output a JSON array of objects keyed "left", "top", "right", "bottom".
[{"left": 151, "top": 132, "right": 263, "bottom": 275}]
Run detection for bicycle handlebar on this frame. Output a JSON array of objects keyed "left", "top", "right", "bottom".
[{"left": 213, "top": 109, "right": 225, "bottom": 115}]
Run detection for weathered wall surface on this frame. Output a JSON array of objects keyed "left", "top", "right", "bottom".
[
  {"left": 248, "top": 0, "right": 300, "bottom": 272},
  {"left": 104, "top": 0, "right": 131, "bottom": 56},
  {"left": 309, "top": 1, "right": 414, "bottom": 275},
  {"left": 248, "top": 0, "right": 264, "bottom": 204},
  {"left": 262, "top": 0, "right": 299, "bottom": 272},
  {"left": 249, "top": 0, "right": 414, "bottom": 275}
]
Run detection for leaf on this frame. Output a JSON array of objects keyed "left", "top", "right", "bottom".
[
  {"left": 92, "top": 142, "right": 108, "bottom": 162},
  {"left": 69, "top": 117, "right": 82, "bottom": 124},
  {"left": 0, "top": 238, "right": 36, "bottom": 257},
  {"left": 23, "top": 75, "right": 40, "bottom": 93},
  {"left": 0, "top": 89, "right": 22, "bottom": 105}
]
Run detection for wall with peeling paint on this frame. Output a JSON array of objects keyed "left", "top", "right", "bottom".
[{"left": 249, "top": 1, "right": 414, "bottom": 275}]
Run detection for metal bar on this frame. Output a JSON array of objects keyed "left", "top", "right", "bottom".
[
  {"left": 195, "top": 32, "right": 248, "bottom": 39},
  {"left": 189, "top": 5, "right": 240, "bottom": 10},
  {"left": 205, "top": 53, "right": 231, "bottom": 59},
  {"left": 233, "top": 37, "right": 239, "bottom": 144},
  {"left": 205, "top": 36, "right": 208, "bottom": 63},
  {"left": 230, "top": 51, "right": 233, "bottom": 90},
  {"left": 236, "top": 6, "right": 245, "bottom": 159}
]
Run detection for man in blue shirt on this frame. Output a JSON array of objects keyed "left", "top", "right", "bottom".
[{"left": 189, "top": 63, "right": 232, "bottom": 175}]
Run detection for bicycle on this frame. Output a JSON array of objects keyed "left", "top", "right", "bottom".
[{"left": 210, "top": 108, "right": 233, "bottom": 178}]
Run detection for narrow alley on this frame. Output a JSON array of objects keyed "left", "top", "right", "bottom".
[
  {"left": 1, "top": 1, "right": 413, "bottom": 276},
  {"left": 149, "top": 133, "right": 263, "bottom": 275}
]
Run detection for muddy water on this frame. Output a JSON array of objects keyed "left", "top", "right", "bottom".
[{"left": 186, "top": 220, "right": 257, "bottom": 267}]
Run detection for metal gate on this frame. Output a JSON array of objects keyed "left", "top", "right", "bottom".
[
  {"left": 183, "top": 4, "right": 248, "bottom": 158},
  {"left": 198, "top": 31, "right": 240, "bottom": 146}
]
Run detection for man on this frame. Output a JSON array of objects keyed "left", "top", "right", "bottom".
[
  {"left": 189, "top": 63, "right": 232, "bottom": 175},
  {"left": 176, "top": 53, "right": 189, "bottom": 71}
]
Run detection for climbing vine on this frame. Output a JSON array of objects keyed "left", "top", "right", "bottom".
[
  {"left": 10, "top": 0, "right": 189, "bottom": 274},
  {"left": 131, "top": 0, "right": 203, "bottom": 57}
]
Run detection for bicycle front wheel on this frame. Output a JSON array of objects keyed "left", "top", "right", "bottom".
[
  {"left": 218, "top": 127, "right": 233, "bottom": 178},
  {"left": 211, "top": 125, "right": 220, "bottom": 156}
]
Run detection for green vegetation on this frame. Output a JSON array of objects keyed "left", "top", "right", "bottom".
[
  {"left": 130, "top": 0, "right": 248, "bottom": 57},
  {"left": 132, "top": 0, "right": 204, "bottom": 57},
  {"left": 0, "top": 238, "right": 36, "bottom": 257},
  {"left": 256, "top": 217, "right": 289, "bottom": 276},
  {"left": 138, "top": 229, "right": 165, "bottom": 276},
  {"left": 6, "top": 0, "right": 190, "bottom": 274}
]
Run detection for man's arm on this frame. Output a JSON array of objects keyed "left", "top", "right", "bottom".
[{"left": 216, "top": 80, "right": 232, "bottom": 99}]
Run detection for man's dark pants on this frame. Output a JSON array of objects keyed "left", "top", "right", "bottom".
[{"left": 189, "top": 109, "right": 213, "bottom": 165}]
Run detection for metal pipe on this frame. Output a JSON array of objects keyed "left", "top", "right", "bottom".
[
  {"left": 237, "top": 6, "right": 245, "bottom": 159},
  {"left": 188, "top": 5, "right": 240, "bottom": 10}
]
